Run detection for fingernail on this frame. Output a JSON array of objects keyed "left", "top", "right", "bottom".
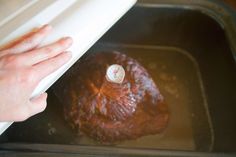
[
  {"left": 65, "top": 51, "right": 72, "bottom": 56},
  {"left": 39, "top": 25, "right": 52, "bottom": 34},
  {"left": 40, "top": 93, "right": 48, "bottom": 99},
  {"left": 44, "top": 93, "right": 48, "bottom": 98},
  {"left": 64, "top": 51, "right": 72, "bottom": 59},
  {"left": 62, "top": 37, "right": 73, "bottom": 46},
  {"left": 42, "top": 24, "right": 52, "bottom": 30}
]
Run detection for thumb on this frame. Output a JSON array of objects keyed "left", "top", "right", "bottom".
[{"left": 29, "top": 92, "right": 48, "bottom": 116}]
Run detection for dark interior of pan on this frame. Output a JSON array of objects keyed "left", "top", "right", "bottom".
[{"left": 0, "top": 1, "right": 236, "bottom": 156}]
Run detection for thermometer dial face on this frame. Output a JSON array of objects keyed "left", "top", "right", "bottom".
[{"left": 106, "top": 64, "right": 125, "bottom": 84}]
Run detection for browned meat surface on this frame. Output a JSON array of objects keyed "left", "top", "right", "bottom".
[{"left": 54, "top": 51, "right": 169, "bottom": 143}]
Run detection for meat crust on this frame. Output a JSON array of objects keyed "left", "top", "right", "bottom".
[{"left": 54, "top": 51, "right": 169, "bottom": 143}]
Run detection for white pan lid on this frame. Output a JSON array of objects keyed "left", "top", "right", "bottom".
[{"left": 0, "top": 0, "right": 136, "bottom": 135}]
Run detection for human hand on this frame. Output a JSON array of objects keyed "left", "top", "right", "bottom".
[{"left": 0, "top": 25, "right": 73, "bottom": 121}]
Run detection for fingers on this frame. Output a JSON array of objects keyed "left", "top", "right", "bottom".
[
  {"left": 28, "top": 93, "right": 48, "bottom": 117},
  {"left": 33, "top": 51, "right": 72, "bottom": 81},
  {"left": 20, "top": 37, "right": 73, "bottom": 66},
  {"left": 13, "top": 51, "right": 71, "bottom": 121},
  {"left": 0, "top": 25, "right": 52, "bottom": 56},
  {"left": 0, "top": 93, "right": 48, "bottom": 122}
]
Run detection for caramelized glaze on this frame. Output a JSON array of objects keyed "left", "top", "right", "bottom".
[{"left": 54, "top": 51, "right": 169, "bottom": 142}]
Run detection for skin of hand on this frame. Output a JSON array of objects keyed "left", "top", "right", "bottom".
[{"left": 0, "top": 25, "right": 73, "bottom": 122}]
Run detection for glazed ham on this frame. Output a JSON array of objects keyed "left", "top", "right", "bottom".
[{"left": 54, "top": 51, "right": 169, "bottom": 143}]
